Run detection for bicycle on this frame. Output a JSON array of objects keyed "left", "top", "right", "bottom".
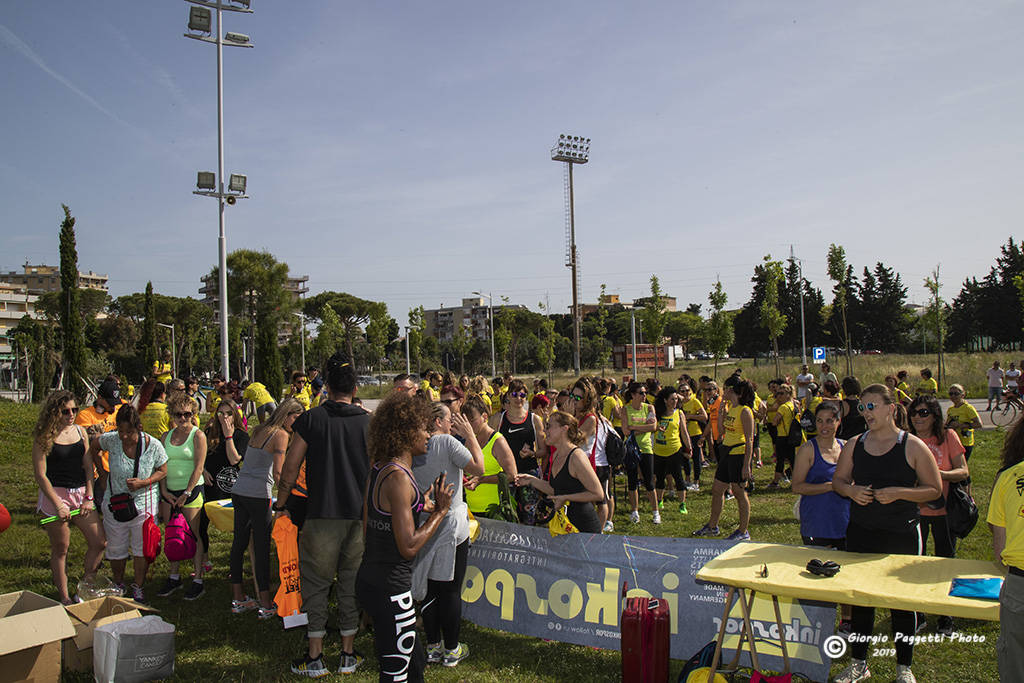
[{"left": 992, "top": 390, "right": 1022, "bottom": 428}]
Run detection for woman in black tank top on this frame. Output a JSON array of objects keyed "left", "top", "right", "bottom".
[
  {"left": 356, "top": 393, "right": 453, "bottom": 682},
  {"left": 32, "top": 391, "right": 106, "bottom": 605},
  {"left": 515, "top": 411, "right": 603, "bottom": 533},
  {"left": 832, "top": 384, "right": 942, "bottom": 681},
  {"left": 493, "top": 379, "right": 543, "bottom": 474}
]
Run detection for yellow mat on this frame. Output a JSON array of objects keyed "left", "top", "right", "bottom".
[
  {"left": 203, "top": 499, "right": 235, "bottom": 533},
  {"left": 696, "top": 542, "right": 1002, "bottom": 621}
]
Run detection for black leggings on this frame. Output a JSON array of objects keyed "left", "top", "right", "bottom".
[
  {"left": 230, "top": 494, "right": 272, "bottom": 592},
  {"left": 422, "top": 539, "right": 469, "bottom": 649},
  {"left": 681, "top": 440, "right": 703, "bottom": 482},
  {"left": 626, "top": 452, "right": 655, "bottom": 492},
  {"left": 847, "top": 521, "right": 921, "bottom": 666},
  {"left": 199, "top": 488, "right": 230, "bottom": 552},
  {"left": 356, "top": 578, "right": 425, "bottom": 683},
  {"left": 963, "top": 445, "right": 974, "bottom": 462},
  {"left": 653, "top": 451, "right": 686, "bottom": 492},
  {"left": 920, "top": 514, "right": 956, "bottom": 558},
  {"left": 774, "top": 441, "right": 796, "bottom": 475}
]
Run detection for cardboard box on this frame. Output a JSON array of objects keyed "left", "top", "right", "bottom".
[
  {"left": 62, "top": 597, "right": 156, "bottom": 672},
  {"left": 0, "top": 590, "right": 77, "bottom": 683}
]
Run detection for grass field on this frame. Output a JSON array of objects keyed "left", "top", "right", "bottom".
[{"left": 0, "top": 399, "right": 1010, "bottom": 681}]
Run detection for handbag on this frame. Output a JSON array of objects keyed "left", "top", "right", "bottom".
[
  {"left": 165, "top": 507, "right": 198, "bottom": 562},
  {"left": 624, "top": 434, "right": 642, "bottom": 469},
  {"left": 142, "top": 491, "right": 162, "bottom": 564},
  {"left": 108, "top": 434, "right": 147, "bottom": 523},
  {"left": 93, "top": 615, "right": 175, "bottom": 683},
  {"left": 946, "top": 479, "right": 979, "bottom": 539},
  {"left": 548, "top": 504, "right": 579, "bottom": 536}
]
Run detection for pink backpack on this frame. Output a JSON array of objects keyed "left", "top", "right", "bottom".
[{"left": 164, "top": 509, "right": 197, "bottom": 562}]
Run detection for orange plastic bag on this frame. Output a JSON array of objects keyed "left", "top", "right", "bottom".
[{"left": 272, "top": 515, "right": 307, "bottom": 628}]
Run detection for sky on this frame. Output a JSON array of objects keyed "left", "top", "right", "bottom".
[{"left": 2, "top": 1, "right": 1023, "bottom": 326}]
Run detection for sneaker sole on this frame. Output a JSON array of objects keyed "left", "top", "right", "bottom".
[
  {"left": 183, "top": 591, "right": 205, "bottom": 601},
  {"left": 156, "top": 586, "right": 182, "bottom": 597},
  {"left": 291, "top": 667, "right": 330, "bottom": 678}
]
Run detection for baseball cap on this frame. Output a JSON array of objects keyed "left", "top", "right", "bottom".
[{"left": 98, "top": 379, "right": 120, "bottom": 401}]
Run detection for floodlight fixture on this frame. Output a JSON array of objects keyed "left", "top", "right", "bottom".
[
  {"left": 550, "top": 133, "right": 591, "bottom": 164},
  {"left": 188, "top": 6, "right": 212, "bottom": 32},
  {"left": 224, "top": 32, "right": 250, "bottom": 44},
  {"left": 197, "top": 171, "right": 216, "bottom": 189},
  {"left": 228, "top": 174, "right": 247, "bottom": 193},
  {"left": 232, "top": 0, "right": 252, "bottom": 7}
]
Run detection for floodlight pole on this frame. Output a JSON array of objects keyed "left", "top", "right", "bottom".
[
  {"left": 551, "top": 134, "right": 590, "bottom": 376},
  {"left": 185, "top": 0, "right": 252, "bottom": 381},
  {"left": 791, "top": 245, "right": 807, "bottom": 365},
  {"left": 405, "top": 326, "right": 411, "bottom": 375}
]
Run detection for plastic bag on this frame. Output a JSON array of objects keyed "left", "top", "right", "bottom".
[
  {"left": 94, "top": 615, "right": 175, "bottom": 682},
  {"left": 548, "top": 505, "right": 579, "bottom": 537},
  {"left": 77, "top": 575, "right": 124, "bottom": 600},
  {"left": 273, "top": 515, "right": 306, "bottom": 628}
]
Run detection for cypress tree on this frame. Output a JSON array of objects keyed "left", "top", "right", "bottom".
[{"left": 59, "top": 205, "right": 87, "bottom": 400}]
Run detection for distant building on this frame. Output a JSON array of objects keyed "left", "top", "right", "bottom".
[
  {"left": 578, "top": 293, "right": 622, "bottom": 316},
  {"left": 0, "top": 283, "right": 41, "bottom": 360},
  {"left": 1, "top": 262, "right": 108, "bottom": 295},
  {"left": 424, "top": 297, "right": 527, "bottom": 344},
  {"left": 632, "top": 295, "right": 676, "bottom": 312},
  {"left": 612, "top": 344, "right": 680, "bottom": 371}
]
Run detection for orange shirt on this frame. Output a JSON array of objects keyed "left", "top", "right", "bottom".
[
  {"left": 75, "top": 402, "right": 122, "bottom": 472},
  {"left": 706, "top": 396, "right": 724, "bottom": 441}
]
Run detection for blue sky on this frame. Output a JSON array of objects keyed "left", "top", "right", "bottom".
[{"left": 2, "top": 1, "right": 1023, "bottom": 325}]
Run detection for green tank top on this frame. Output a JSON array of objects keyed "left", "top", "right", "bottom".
[
  {"left": 163, "top": 426, "right": 198, "bottom": 490},
  {"left": 625, "top": 404, "right": 654, "bottom": 454},
  {"left": 465, "top": 431, "right": 502, "bottom": 515}
]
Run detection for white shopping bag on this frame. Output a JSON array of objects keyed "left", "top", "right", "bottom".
[{"left": 93, "top": 615, "right": 175, "bottom": 682}]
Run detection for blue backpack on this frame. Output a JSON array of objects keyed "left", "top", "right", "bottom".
[{"left": 678, "top": 641, "right": 717, "bottom": 682}]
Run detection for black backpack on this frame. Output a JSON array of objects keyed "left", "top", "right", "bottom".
[
  {"left": 604, "top": 418, "right": 625, "bottom": 467},
  {"left": 946, "top": 480, "right": 979, "bottom": 539}
]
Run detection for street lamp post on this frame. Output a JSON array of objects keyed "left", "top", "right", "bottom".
[
  {"left": 184, "top": 0, "right": 253, "bottom": 381},
  {"left": 156, "top": 323, "right": 176, "bottom": 379},
  {"left": 791, "top": 245, "right": 807, "bottom": 365},
  {"left": 404, "top": 326, "right": 411, "bottom": 375},
  {"left": 551, "top": 134, "right": 590, "bottom": 375},
  {"left": 292, "top": 312, "right": 305, "bottom": 372},
  {"left": 473, "top": 291, "right": 496, "bottom": 377},
  {"left": 630, "top": 306, "right": 644, "bottom": 381}
]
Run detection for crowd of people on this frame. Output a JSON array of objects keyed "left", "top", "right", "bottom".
[{"left": 26, "top": 353, "right": 1024, "bottom": 682}]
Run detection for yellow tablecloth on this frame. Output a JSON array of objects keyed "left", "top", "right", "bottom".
[
  {"left": 696, "top": 542, "right": 1002, "bottom": 621},
  {"left": 203, "top": 499, "right": 235, "bottom": 533}
]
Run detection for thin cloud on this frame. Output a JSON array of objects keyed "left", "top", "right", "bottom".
[{"left": 0, "top": 23, "right": 134, "bottom": 129}]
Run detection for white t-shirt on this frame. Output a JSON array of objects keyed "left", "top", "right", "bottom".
[
  {"left": 1006, "top": 369, "right": 1021, "bottom": 389},
  {"left": 795, "top": 373, "right": 815, "bottom": 398},
  {"left": 987, "top": 368, "right": 1005, "bottom": 388}
]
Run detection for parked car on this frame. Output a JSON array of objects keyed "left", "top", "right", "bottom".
[{"left": 357, "top": 375, "right": 383, "bottom": 386}]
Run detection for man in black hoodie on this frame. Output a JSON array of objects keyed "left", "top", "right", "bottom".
[{"left": 275, "top": 354, "right": 370, "bottom": 677}]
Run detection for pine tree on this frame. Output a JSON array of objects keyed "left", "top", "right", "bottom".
[
  {"left": 141, "top": 281, "right": 156, "bottom": 373},
  {"left": 59, "top": 205, "right": 87, "bottom": 400}
]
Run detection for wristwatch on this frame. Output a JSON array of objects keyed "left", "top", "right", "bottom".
[
  {"left": 84, "top": 495, "right": 94, "bottom": 501},
  {"left": 271, "top": 502, "right": 287, "bottom": 512}
]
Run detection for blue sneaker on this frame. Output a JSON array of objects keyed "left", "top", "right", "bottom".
[
  {"left": 726, "top": 529, "right": 751, "bottom": 541},
  {"left": 692, "top": 524, "right": 720, "bottom": 537}
]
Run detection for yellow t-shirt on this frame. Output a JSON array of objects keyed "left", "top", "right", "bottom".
[
  {"left": 419, "top": 379, "right": 432, "bottom": 395},
  {"left": 601, "top": 394, "right": 623, "bottom": 428},
  {"left": 242, "top": 382, "right": 275, "bottom": 407},
  {"left": 680, "top": 396, "right": 705, "bottom": 437},
  {"left": 141, "top": 401, "right": 170, "bottom": 438},
  {"left": 207, "top": 392, "right": 221, "bottom": 415},
  {"left": 776, "top": 400, "right": 805, "bottom": 444},
  {"left": 917, "top": 378, "right": 939, "bottom": 396},
  {"left": 284, "top": 386, "right": 311, "bottom": 411},
  {"left": 897, "top": 381, "right": 911, "bottom": 396},
  {"left": 946, "top": 402, "right": 980, "bottom": 447},
  {"left": 986, "top": 460, "right": 1024, "bottom": 569},
  {"left": 653, "top": 410, "right": 684, "bottom": 456},
  {"left": 723, "top": 405, "right": 752, "bottom": 456},
  {"left": 152, "top": 361, "right": 172, "bottom": 384}
]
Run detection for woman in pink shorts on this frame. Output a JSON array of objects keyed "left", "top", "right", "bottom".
[{"left": 32, "top": 391, "right": 107, "bottom": 604}]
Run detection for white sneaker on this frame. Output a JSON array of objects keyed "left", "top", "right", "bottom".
[
  {"left": 629, "top": 510, "right": 640, "bottom": 524},
  {"left": 652, "top": 510, "right": 662, "bottom": 525},
  {"left": 833, "top": 658, "right": 870, "bottom": 683},
  {"left": 602, "top": 520, "right": 614, "bottom": 533},
  {"left": 894, "top": 665, "right": 916, "bottom": 683}
]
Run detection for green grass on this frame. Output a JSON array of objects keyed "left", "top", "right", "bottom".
[{"left": 0, "top": 401, "right": 1008, "bottom": 681}]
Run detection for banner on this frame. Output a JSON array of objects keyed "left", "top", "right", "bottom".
[{"left": 461, "top": 519, "right": 834, "bottom": 681}]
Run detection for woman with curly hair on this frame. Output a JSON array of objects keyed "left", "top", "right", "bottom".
[
  {"left": 198, "top": 397, "right": 249, "bottom": 573},
  {"left": 33, "top": 390, "right": 106, "bottom": 604},
  {"left": 356, "top": 393, "right": 453, "bottom": 682},
  {"left": 516, "top": 410, "right": 603, "bottom": 533}
]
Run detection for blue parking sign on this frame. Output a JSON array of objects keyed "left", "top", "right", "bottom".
[{"left": 813, "top": 347, "right": 826, "bottom": 362}]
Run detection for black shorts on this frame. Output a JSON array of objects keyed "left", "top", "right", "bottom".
[
  {"left": 714, "top": 453, "right": 746, "bottom": 484},
  {"left": 161, "top": 486, "right": 203, "bottom": 507},
  {"left": 802, "top": 536, "right": 846, "bottom": 551}
]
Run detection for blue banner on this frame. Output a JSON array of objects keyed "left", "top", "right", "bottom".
[{"left": 461, "top": 519, "right": 834, "bottom": 681}]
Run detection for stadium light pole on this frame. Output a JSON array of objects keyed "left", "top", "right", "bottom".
[
  {"left": 156, "top": 323, "right": 176, "bottom": 379},
  {"left": 551, "top": 134, "right": 590, "bottom": 375},
  {"left": 184, "top": 0, "right": 253, "bottom": 381},
  {"left": 790, "top": 245, "right": 807, "bottom": 365},
  {"left": 472, "top": 291, "right": 496, "bottom": 377}
]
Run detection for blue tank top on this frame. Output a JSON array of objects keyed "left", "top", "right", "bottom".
[{"left": 799, "top": 438, "right": 850, "bottom": 539}]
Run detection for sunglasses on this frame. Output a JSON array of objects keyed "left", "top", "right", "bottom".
[
  {"left": 911, "top": 409, "right": 932, "bottom": 418},
  {"left": 440, "top": 398, "right": 455, "bottom": 406},
  {"left": 570, "top": 394, "right": 584, "bottom": 401},
  {"left": 510, "top": 391, "right": 527, "bottom": 399},
  {"left": 949, "top": 392, "right": 962, "bottom": 397},
  {"left": 175, "top": 411, "right": 194, "bottom": 419},
  {"left": 856, "top": 402, "right": 878, "bottom": 412},
  {"left": 61, "top": 406, "right": 79, "bottom": 416}
]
